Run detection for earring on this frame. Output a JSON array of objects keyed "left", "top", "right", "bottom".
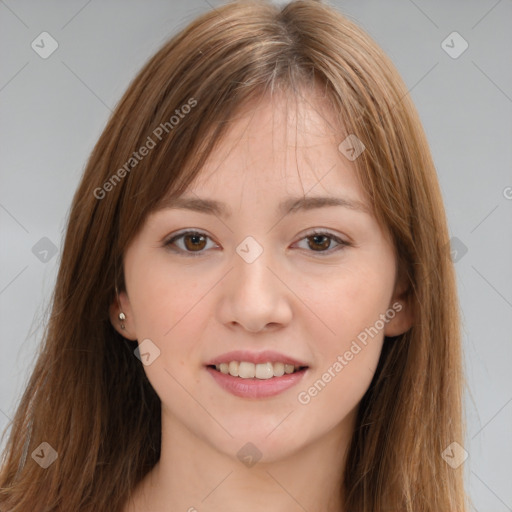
[
  {"left": 115, "top": 280, "right": 126, "bottom": 330},
  {"left": 118, "top": 312, "right": 126, "bottom": 329}
]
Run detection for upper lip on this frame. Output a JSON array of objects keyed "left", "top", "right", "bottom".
[{"left": 205, "top": 350, "right": 309, "bottom": 367}]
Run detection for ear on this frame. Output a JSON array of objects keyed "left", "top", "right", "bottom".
[
  {"left": 383, "top": 272, "right": 414, "bottom": 338},
  {"left": 109, "top": 289, "right": 138, "bottom": 341}
]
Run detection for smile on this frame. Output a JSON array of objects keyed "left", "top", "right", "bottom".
[
  {"left": 206, "top": 364, "right": 308, "bottom": 399},
  {"left": 209, "top": 361, "right": 307, "bottom": 379}
]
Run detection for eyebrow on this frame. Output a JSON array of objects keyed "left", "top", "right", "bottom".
[{"left": 157, "top": 195, "right": 370, "bottom": 218}]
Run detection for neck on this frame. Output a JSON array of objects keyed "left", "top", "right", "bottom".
[{"left": 127, "top": 408, "right": 356, "bottom": 512}]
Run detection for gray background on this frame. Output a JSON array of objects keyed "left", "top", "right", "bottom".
[{"left": 1, "top": 0, "right": 511, "bottom": 510}]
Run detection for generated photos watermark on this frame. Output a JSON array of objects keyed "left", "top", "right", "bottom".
[
  {"left": 297, "top": 301, "right": 403, "bottom": 405},
  {"left": 93, "top": 97, "right": 197, "bottom": 200}
]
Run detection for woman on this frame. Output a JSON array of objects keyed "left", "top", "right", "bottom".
[{"left": 0, "top": 0, "right": 468, "bottom": 510}]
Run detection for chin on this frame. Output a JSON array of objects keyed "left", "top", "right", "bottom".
[{"left": 213, "top": 417, "right": 309, "bottom": 462}]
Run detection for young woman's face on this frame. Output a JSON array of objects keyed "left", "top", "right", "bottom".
[{"left": 112, "top": 89, "right": 412, "bottom": 463}]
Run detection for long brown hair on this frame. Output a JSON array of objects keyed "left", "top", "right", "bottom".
[{"left": 0, "top": 1, "right": 468, "bottom": 510}]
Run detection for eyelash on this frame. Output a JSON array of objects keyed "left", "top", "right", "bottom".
[{"left": 163, "top": 229, "right": 351, "bottom": 257}]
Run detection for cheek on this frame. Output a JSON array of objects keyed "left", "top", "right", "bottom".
[
  {"left": 295, "top": 342, "right": 382, "bottom": 442},
  {"left": 292, "top": 260, "right": 393, "bottom": 428},
  {"left": 303, "top": 263, "right": 394, "bottom": 352},
  {"left": 127, "top": 255, "right": 206, "bottom": 337},
  {"left": 126, "top": 260, "right": 216, "bottom": 389}
]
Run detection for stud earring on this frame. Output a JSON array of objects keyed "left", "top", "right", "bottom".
[
  {"left": 115, "top": 280, "right": 126, "bottom": 330},
  {"left": 118, "top": 312, "right": 126, "bottom": 329}
]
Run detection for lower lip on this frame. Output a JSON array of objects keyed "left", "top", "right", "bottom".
[{"left": 206, "top": 366, "right": 308, "bottom": 399}]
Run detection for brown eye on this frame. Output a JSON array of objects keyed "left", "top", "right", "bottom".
[
  {"left": 307, "top": 234, "right": 332, "bottom": 251},
  {"left": 164, "top": 230, "right": 215, "bottom": 256},
  {"left": 183, "top": 233, "right": 207, "bottom": 251},
  {"left": 295, "top": 230, "right": 350, "bottom": 256},
  {"left": 164, "top": 229, "right": 350, "bottom": 258}
]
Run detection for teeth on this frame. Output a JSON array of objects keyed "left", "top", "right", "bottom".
[
  {"left": 284, "top": 364, "right": 294, "bottom": 374},
  {"left": 213, "top": 361, "right": 304, "bottom": 379},
  {"left": 255, "top": 362, "right": 273, "bottom": 380},
  {"left": 228, "top": 361, "right": 239, "bottom": 377},
  {"left": 238, "top": 362, "right": 255, "bottom": 378},
  {"left": 273, "top": 362, "right": 285, "bottom": 377}
]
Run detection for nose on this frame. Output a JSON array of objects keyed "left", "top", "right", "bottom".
[{"left": 218, "top": 245, "right": 293, "bottom": 333}]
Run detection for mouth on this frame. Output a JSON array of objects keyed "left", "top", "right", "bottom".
[
  {"left": 207, "top": 361, "right": 308, "bottom": 379},
  {"left": 205, "top": 356, "right": 309, "bottom": 399}
]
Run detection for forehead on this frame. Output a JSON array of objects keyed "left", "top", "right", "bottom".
[{"left": 172, "top": 89, "right": 369, "bottom": 210}]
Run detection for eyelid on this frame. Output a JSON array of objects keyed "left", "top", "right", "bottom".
[
  {"left": 163, "top": 228, "right": 212, "bottom": 243},
  {"left": 163, "top": 229, "right": 219, "bottom": 255},
  {"left": 163, "top": 228, "right": 351, "bottom": 256},
  {"left": 294, "top": 229, "right": 351, "bottom": 255}
]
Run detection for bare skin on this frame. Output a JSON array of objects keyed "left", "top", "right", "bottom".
[{"left": 112, "top": 87, "right": 412, "bottom": 512}]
